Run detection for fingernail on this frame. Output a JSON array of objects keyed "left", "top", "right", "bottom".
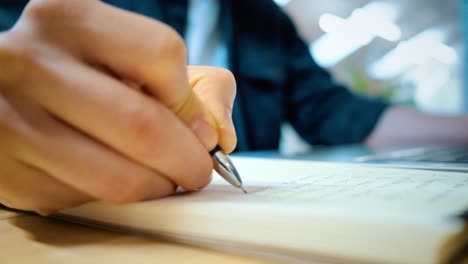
[{"left": 190, "top": 119, "right": 218, "bottom": 150}]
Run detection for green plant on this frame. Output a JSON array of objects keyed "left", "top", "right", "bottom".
[{"left": 347, "top": 65, "right": 397, "bottom": 100}]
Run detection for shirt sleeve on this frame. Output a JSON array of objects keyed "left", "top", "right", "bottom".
[
  {"left": 0, "top": 1, "right": 28, "bottom": 31},
  {"left": 278, "top": 8, "right": 389, "bottom": 145}
]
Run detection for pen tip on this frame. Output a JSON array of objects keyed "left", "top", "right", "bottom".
[{"left": 240, "top": 186, "right": 247, "bottom": 194}]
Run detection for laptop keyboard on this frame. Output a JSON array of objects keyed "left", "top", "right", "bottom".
[{"left": 357, "top": 147, "right": 468, "bottom": 163}]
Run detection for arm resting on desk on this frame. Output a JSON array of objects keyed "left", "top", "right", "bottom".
[{"left": 365, "top": 106, "right": 468, "bottom": 148}]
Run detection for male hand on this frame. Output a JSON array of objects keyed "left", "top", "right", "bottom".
[{"left": 0, "top": 0, "right": 236, "bottom": 215}]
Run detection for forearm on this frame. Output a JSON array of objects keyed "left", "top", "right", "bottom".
[{"left": 365, "top": 106, "right": 468, "bottom": 148}]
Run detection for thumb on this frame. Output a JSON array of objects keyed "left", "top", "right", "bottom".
[
  {"left": 172, "top": 89, "right": 219, "bottom": 152},
  {"left": 186, "top": 66, "right": 237, "bottom": 153},
  {"left": 122, "top": 66, "right": 236, "bottom": 153}
]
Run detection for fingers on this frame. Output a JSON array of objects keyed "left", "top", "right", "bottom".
[
  {"left": 188, "top": 66, "right": 238, "bottom": 153},
  {"left": 23, "top": 112, "right": 179, "bottom": 204},
  {"left": 80, "top": 2, "right": 220, "bottom": 150},
  {"left": 20, "top": 0, "right": 224, "bottom": 150},
  {"left": 0, "top": 0, "right": 225, "bottom": 215},
  {"left": 22, "top": 0, "right": 191, "bottom": 114},
  {"left": 85, "top": 1, "right": 191, "bottom": 111},
  {"left": 0, "top": 92, "right": 180, "bottom": 206},
  {"left": 2, "top": 49, "right": 212, "bottom": 191}
]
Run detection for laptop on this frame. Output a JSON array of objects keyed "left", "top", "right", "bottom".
[
  {"left": 239, "top": 145, "right": 468, "bottom": 172},
  {"left": 352, "top": 145, "right": 468, "bottom": 172}
]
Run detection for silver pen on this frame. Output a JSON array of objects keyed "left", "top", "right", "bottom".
[{"left": 210, "top": 145, "right": 247, "bottom": 193}]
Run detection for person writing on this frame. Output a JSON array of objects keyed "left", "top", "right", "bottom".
[
  {"left": 0, "top": 0, "right": 237, "bottom": 215},
  {"left": 0, "top": 0, "right": 467, "bottom": 215}
]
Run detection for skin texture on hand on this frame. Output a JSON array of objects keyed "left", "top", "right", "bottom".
[{"left": 0, "top": 0, "right": 237, "bottom": 215}]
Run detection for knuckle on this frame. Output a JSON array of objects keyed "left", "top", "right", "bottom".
[
  {"left": 127, "top": 105, "right": 157, "bottom": 140},
  {"left": 123, "top": 103, "right": 167, "bottom": 158},
  {"left": 25, "top": 0, "right": 69, "bottom": 20},
  {"left": 123, "top": 23, "right": 187, "bottom": 84},
  {"left": 128, "top": 110, "right": 155, "bottom": 139},
  {"left": 156, "top": 25, "right": 187, "bottom": 62},
  {"left": 24, "top": 0, "right": 92, "bottom": 22},
  {"left": 26, "top": 0, "right": 65, "bottom": 14}
]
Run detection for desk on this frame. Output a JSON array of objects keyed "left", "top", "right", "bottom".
[{"left": 0, "top": 208, "right": 269, "bottom": 264}]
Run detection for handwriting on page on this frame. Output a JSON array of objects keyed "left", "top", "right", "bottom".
[
  {"left": 246, "top": 173, "right": 468, "bottom": 204},
  {"left": 210, "top": 164, "right": 468, "bottom": 206}
]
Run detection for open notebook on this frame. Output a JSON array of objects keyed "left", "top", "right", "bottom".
[{"left": 57, "top": 158, "right": 468, "bottom": 264}]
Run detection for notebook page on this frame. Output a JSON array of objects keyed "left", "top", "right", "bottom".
[
  {"left": 60, "top": 157, "right": 468, "bottom": 264},
  {"left": 191, "top": 157, "right": 468, "bottom": 217}
]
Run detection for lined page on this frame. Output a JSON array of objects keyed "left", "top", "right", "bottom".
[
  {"left": 60, "top": 157, "right": 468, "bottom": 264},
  {"left": 196, "top": 158, "right": 468, "bottom": 216}
]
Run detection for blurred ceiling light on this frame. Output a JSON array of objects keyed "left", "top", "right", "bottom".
[
  {"left": 273, "top": 0, "right": 292, "bottom": 7},
  {"left": 311, "top": 31, "right": 373, "bottom": 67},
  {"left": 363, "top": 1, "right": 399, "bottom": 23},
  {"left": 312, "top": 1, "right": 401, "bottom": 67},
  {"left": 369, "top": 29, "right": 457, "bottom": 79},
  {"left": 412, "top": 65, "right": 454, "bottom": 113},
  {"left": 319, "top": 10, "right": 401, "bottom": 42}
]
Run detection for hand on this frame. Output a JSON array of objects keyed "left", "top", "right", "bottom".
[
  {"left": 365, "top": 106, "right": 468, "bottom": 147},
  {"left": 0, "top": 0, "right": 236, "bottom": 215}
]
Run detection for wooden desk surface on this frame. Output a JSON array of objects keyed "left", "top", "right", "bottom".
[{"left": 0, "top": 208, "right": 270, "bottom": 264}]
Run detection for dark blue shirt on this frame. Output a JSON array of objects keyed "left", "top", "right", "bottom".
[{"left": 0, "top": 0, "right": 388, "bottom": 151}]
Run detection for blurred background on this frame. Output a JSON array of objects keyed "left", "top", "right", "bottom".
[{"left": 274, "top": 0, "right": 466, "bottom": 152}]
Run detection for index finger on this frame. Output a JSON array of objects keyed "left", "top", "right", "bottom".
[
  {"left": 45, "top": 0, "right": 219, "bottom": 149},
  {"left": 83, "top": 2, "right": 191, "bottom": 110}
]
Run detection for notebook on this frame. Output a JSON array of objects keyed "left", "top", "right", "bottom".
[{"left": 56, "top": 158, "right": 468, "bottom": 264}]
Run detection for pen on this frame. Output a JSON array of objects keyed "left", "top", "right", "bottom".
[{"left": 210, "top": 145, "right": 247, "bottom": 193}]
